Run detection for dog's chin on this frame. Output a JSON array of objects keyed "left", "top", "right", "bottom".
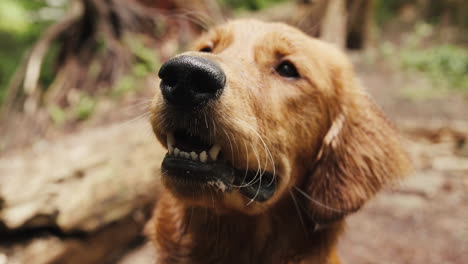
[{"left": 161, "top": 152, "right": 277, "bottom": 205}]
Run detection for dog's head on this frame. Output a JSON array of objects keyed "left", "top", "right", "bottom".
[{"left": 150, "top": 20, "right": 410, "bottom": 220}]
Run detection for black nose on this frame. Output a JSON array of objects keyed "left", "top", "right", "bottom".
[{"left": 158, "top": 55, "right": 226, "bottom": 108}]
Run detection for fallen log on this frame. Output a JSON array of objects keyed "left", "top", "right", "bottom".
[{"left": 0, "top": 120, "right": 162, "bottom": 264}]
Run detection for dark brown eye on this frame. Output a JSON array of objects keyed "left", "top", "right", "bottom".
[
  {"left": 200, "top": 45, "right": 213, "bottom": 52},
  {"left": 276, "top": 61, "right": 300, "bottom": 78}
]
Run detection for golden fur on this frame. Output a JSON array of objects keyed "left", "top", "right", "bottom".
[{"left": 149, "top": 19, "right": 411, "bottom": 264}]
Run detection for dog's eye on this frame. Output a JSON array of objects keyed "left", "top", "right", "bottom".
[
  {"left": 276, "top": 61, "right": 300, "bottom": 78},
  {"left": 199, "top": 45, "right": 213, "bottom": 53}
]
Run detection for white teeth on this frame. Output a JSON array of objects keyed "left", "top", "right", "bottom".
[
  {"left": 167, "top": 133, "right": 175, "bottom": 146},
  {"left": 166, "top": 134, "right": 222, "bottom": 163},
  {"left": 209, "top": 144, "right": 221, "bottom": 161},
  {"left": 200, "top": 151, "right": 208, "bottom": 163},
  {"left": 167, "top": 133, "right": 175, "bottom": 154},
  {"left": 180, "top": 151, "right": 190, "bottom": 159},
  {"left": 168, "top": 144, "right": 174, "bottom": 155}
]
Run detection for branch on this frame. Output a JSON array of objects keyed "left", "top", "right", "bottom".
[{"left": 22, "top": 3, "right": 83, "bottom": 110}]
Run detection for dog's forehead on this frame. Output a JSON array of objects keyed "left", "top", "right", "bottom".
[
  {"left": 227, "top": 20, "right": 306, "bottom": 42},
  {"left": 206, "top": 19, "right": 311, "bottom": 57}
]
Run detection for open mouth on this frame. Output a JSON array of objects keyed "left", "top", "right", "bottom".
[
  {"left": 167, "top": 130, "right": 222, "bottom": 163},
  {"left": 161, "top": 130, "right": 277, "bottom": 202}
]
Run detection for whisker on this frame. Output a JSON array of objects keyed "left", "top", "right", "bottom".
[
  {"left": 123, "top": 102, "right": 154, "bottom": 117},
  {"left": 247, "top": 174, "right": 262, "bottom": 205},
  {"left": 211, "top": 117, "right": 217, "bottom": 141},
  {"left": 232, "top": 118, "right": 276, "bottom": 187},
  {"left": 242, "top": 139, "right": 250, "bottom": 184},
  {"left": 203, "top": 111, "right": 209, "bottom": 129},
  {"left": 222, "top": 128, "right": 234, "bottom": 159},
  {"left": 223, "top": 129, "right": 255, "bottom": 188},
  {"left": 247, "top": 142, "right": 263, "bottom": 187},
  {"left": 293, "top": 186, "right": 344, "bottom": 213},
  {"left": 289, "top": 189, "right": 308, "bottom": 235},
  {"left": 159, "top": 11, "right": 210, "bottom": 31},
  {"left": 118, "top": 111, "right": 152, "bottom": 129},
  {"left": 128, "top": 98, "right": 154, "bottom": 104},
  {"left": 127, "top": 98, "right": 154, "bottom": 108},
  {"left": 231, "top": 141, "right": 261, "bottom": 188}
]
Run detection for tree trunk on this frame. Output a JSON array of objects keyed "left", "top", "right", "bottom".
[
  {"left": 346, "top": 0, "right": 375, "bottom": 49},
  {"left": 288, "top": 0, "right": 375, "bottom": 50},
  {"left": 321, "top": 0, "right": 348, "bottom": 49}
]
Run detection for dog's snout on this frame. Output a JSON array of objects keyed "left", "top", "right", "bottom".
[{"left": 158, "top": 55, "right": 226, "bottom": 108}]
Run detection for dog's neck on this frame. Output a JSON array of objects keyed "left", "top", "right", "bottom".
[{"left": 153, "top": 192, "right": 343, "bottom": 264}]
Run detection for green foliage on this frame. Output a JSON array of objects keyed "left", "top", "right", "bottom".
[
  {"left": 402, "top": 24, "right": 468, "bottom": 92},
  {"left": 127, "top": 36, "right": 160, "bottom": 76},
  {"left": 112, "top": 75, "right": 138, "bottom": 97},
  {"left": 48, "top": 94, "right": 97, "bottom": 124},
  {"left": 111, "top": 35, "right": 161, "bottom": 98},
  {"left": 40, "top": 42, "right": 61, "bottom": 91},
  {"left": 0, "top": 0, "right": 31, "bottom": 34},
  {"left": 48, "top": 104, "right": 67, "bottom": 124},
  {"left": 375, "top": 0, "right": 468, "bottom": 30},
  {"left": 374, "top": 0, "right": 408, "bottom": 25},
  {"left": 381, "top": 23, "right": 468, "bottom": 95},
  {"left": 74, "top": 95, "right": 97, "bottom": 121},
  {"left": 0, "top": 0, "right": 64, "bottom": 104},
  {"left": 401, "top": 44, "right": 468, "bottom": 92},
  {"left": 218, "top": 0, "right": 287, "bottom": 11}
]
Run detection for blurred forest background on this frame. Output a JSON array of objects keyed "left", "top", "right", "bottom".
[
  {"left": 0, "top": 0, "right": 467, "bottom": 264},
  {"left": 0, "top": 0, "right": 468, "bottom": 150}
]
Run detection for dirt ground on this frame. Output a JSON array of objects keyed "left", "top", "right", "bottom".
[{"left": 336, "top": 58, "right": 468, "bottom": 264}]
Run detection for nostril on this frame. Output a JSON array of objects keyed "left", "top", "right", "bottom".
[
  {"left": 158, "top": 55, "right": 226, "bottom": 108},
  {"left": 192, "top": 71, "right": 219, "bottom": 94},
  {"left": 158, "top": 64, "right": 178, "bottom": 87},
  {"left": 163, "top": 76, "right": 178, "bottom": 88}
]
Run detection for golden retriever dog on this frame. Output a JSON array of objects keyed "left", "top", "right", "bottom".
[{"left": 149, "top": 19, "right": 411, "bottom": 264}]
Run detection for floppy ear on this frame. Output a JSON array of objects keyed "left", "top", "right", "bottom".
[{"left": 304, "top": 66, "right": 411, "bottom": 223}]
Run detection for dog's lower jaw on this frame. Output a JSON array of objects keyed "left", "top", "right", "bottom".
[{"left": 151, "top": 192, "right": 344, "bottom": 264}]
